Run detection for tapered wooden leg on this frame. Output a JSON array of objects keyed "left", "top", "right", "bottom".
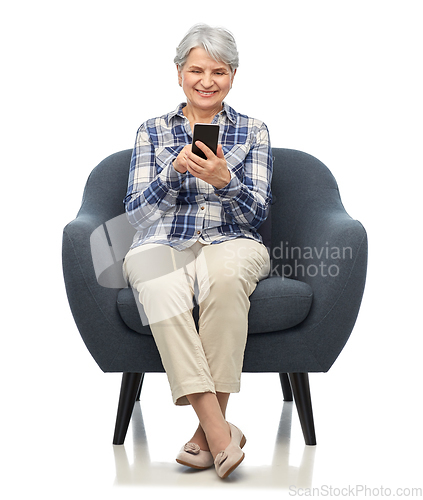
[
  {"left": 289, "top": 372, "right": 317, "bottom": 445},
  {"left": 113, "top": 372, "right": 144, "bottom": 445},
  {"left": 279, "top": 373, "right": 293, "bottom": 401}
]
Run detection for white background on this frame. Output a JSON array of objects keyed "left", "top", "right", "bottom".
[{"left": 2, "top": 1, "right": 422, "bottom": 498}]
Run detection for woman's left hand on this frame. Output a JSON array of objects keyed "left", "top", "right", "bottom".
[{"left": 186, "top": 142, "right": 231, "bottom": 189}]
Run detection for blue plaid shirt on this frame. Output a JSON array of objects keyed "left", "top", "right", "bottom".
[{"left": 124, "top": 102, "right": 273, "bottom": 251}]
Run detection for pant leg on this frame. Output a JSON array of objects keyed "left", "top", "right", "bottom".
[
  {"left": 123, "top": 243, "right": 197, "bottom": 324},
  {"left": 123, "top": 243, "right": 216, "bottom": 405},
  {"left": 195, "top": 238, "right": 270, "bottom": 394}
]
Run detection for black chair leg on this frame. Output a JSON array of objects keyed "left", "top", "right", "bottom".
[
  {"left": 279, "top": 373, "right": 293, "bottom": 401},
  {"left": 113, "top": 372, "right": 144, "bottom": 445},
  {"left": 135, "top": 373, "right": 145, "bottom": 401},
  {"left": 289, "top": 372, "right": 317, "bottom": 445}
]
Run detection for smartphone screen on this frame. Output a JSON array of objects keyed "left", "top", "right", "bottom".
[{"left": 192, "top": 123, "right": 219, "bottom": 160}]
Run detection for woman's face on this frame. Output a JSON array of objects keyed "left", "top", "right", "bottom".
[{"left": 178, "top": 47, "right": 236, "bottom": 115}]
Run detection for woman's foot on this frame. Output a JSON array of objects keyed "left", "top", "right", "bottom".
[
  {"left": 185, "top": 392, "right": 232, "bottom": 459},
  {"left": 214, "top": 423, "right": 246, "bottom": 479},
  {"left": 176, "top": 442, "right": 214, "bottom": 469},
  {"left": 189, "top": 424, "right": 210, "bottom": 451},
  {"left": 186, "top": 420, "right": 232, "bottom": 458},
  {"left": 176, "top": 425, "right": 214, "bottom": 469},
  {"left": 203, "top": 420, "right": 231, "bottom": 460}
]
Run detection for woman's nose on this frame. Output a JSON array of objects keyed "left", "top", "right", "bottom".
[{"left": 201, "top": 73, "right": 213, "bottom": 88}]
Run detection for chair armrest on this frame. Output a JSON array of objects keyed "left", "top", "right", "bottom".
[
  {"left": 279, "top": 191, "right": 367, "bottom": 312},
  {"left": 271, "top": 192, "right": 368, "bottom": 370},
  {"left": 62, "top": 214, "right": 131, "bottom": 370}
]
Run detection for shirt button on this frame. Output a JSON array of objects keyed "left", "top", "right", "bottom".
[
  {"left": 201, "top": 206, "right": 205, "bottom": 210},
  {"left": 197, "top": 231, "right": 201, "bottom": 235}
]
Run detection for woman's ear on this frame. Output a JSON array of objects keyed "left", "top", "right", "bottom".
[
  {"left": 177, "top": 65, "right": 182, "bottom": 87},
  {"left": 230, "top": 69, "right": 237, "bottom": 88}
]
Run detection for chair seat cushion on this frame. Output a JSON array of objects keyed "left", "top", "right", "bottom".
[{"left": 117, "top": 276, "right": 313, "bottom": 335}]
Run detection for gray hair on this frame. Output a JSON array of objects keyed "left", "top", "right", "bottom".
[{"left": 174, "top": 24, "right": 239, "bottom": 72}]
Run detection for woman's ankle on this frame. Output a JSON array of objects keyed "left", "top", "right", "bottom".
[
  {"left": 204, "top": 421, "right": 231, "bottom": 459},
  {"left": 189, "top": 424, "right": 209, "bottom": 451}
]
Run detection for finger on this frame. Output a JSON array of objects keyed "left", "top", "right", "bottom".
[
  {"left": 179, "top": 152, "right": 189, "bottom": 168},
  {"left": 216, "top": 144, "right": 225, "bottom": 159},
  {"left": 186, "top": 155, "right": 203, "bottom": 174},
  {"left": 195, "top": 140, "right": 214, "bottom": 159},
  {"left": 187, "top": 149, "right": 205, "bottom": 167},
  {"left": 186, "top": 162, "right": 203, "bottom": 179}
]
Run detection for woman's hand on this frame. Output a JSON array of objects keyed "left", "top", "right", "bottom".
[
  {"left": 173, "top": 144, "right": 191, "bottom": 174},
  {"left": 186, "top": 142, "right": 231, "bottom": 189}
]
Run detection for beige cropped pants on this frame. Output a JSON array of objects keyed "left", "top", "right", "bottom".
[{"left": 123, "top": 238, "right": 270, "bottom": 405}]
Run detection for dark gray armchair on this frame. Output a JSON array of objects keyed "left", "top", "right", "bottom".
[{"left": 62, "top": 148, "right": 367, "bottom": 446}]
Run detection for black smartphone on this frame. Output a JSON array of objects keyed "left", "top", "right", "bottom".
[{"left": 191, "top": 123, "right": 219, "bottom": 160}]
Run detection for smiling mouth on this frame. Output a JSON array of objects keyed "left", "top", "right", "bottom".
[{"left": 195, "top": 89, "right": 218, "bottom": 96}]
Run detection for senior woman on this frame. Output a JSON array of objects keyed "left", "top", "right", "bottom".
[{"left": 123, "top": 24, "right": 272, "bottom": 479}]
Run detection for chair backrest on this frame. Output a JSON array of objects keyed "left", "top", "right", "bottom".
[
  {"left": 78, "top": 149, "right": 133, "bottom": 223},
  {"left": 270, "top": 148, "right": 340, "bottom": 251}
]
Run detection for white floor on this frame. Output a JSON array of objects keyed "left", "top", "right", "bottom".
[{"left": 3, "top": 285, "right": 422, "bottom": 499}]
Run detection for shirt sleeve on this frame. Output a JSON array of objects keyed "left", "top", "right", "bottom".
[
  {"left": 123, "top": 124, "right": 186, "bottom": 230},
  {"left": 214, "top": 122, "right": 273, "bottom": 230}
]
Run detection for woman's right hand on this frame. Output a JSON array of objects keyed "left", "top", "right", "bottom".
[{"left": 173, "top": 144, "right": 191, "bottom": 173}]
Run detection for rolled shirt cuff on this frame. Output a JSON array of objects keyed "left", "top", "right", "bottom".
[{"left": 158, "top": 162, "right": 187, "bottom": 191}]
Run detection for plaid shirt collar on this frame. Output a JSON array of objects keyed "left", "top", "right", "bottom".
[{"left": 166, "top": 102, "right": 238, "bottom": 126}]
